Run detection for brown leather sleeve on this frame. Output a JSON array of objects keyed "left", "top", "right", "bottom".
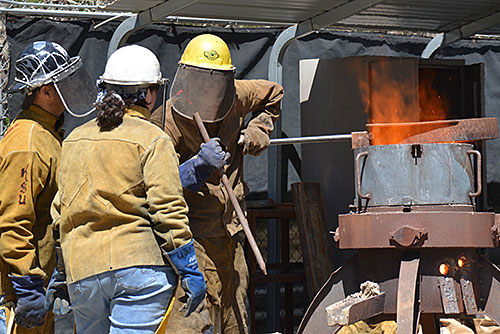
[
  {"left": 0, "top": 150, "right": 48, "bottom": 278},
  {"left": 237, "top": 79, "right": 283, "bottom": 135},
  {"left": 141, "top": 135, "right": 192, "bottom": 251},
  {"left": 150, "top": 103, "right": 182, "bottom": 150}
]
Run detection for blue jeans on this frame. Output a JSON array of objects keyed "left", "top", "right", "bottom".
[
  {"left": 68, "top": 266, "right": 177, "bottom": 334},
  {"left": 0, "top": 295, "right": 6, "bottom": 334}
]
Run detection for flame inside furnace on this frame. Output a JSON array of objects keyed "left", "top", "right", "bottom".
[{"left": 353, "top": 59, "right": 450, "bottom": 145}]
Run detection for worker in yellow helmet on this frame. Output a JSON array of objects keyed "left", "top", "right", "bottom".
[
  {"left": 151, "top": 33, "right": 284, "bottom": 334},
  {"left": 49, "top": 44, "right": 206, "bottom": 334}
]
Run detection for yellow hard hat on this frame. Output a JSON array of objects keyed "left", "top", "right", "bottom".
[{"left": 180, "top": 34, "right": 234, "bottom": 71}]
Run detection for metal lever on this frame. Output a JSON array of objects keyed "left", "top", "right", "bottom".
[
  {"left": 355, "top": 151, "right": 371, "bottom": 200},
  {"left": 269, "top": 133, "right": 352, "bottom": 146},
  {"left": 467, "top": 150, "right": 482, "bottom": 197}
]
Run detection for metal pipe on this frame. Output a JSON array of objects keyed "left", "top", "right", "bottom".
[
  {"left": 0, "top": 7, "right": 133, "bottom": 19},
  {"left": 1, "top": 7, "right": 291, "bottom": 27},
  {"left": 269, "top": 133, "right": 352, "bottom": 145},
  {"left": 0, "top": 0, "right": 98, "bottom": 9}
]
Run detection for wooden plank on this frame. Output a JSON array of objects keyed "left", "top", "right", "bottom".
[{"left": 292, "top": 182, "right": 335, "bottom": 299}]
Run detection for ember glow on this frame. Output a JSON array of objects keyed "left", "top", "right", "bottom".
[
  {"left": 355, "top": 60, "right": 449, "bottom": 145},
  {"left": 439, "top": 263, "right": 449, "bottom": 276}
]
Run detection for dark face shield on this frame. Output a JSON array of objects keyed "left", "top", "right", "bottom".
[
  {"left": 170, "top": 64, "right": 235, "bottom": 123},
  {"left": 53, "top": 59, "right": 97, "bottom": 118}
]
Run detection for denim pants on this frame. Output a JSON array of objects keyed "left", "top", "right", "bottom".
[
  {"left": 68, "top": 266, "right": 176, "bottom": 334},
  {"left": 0, "top": 295, "right": 6, "bottom": 334}
]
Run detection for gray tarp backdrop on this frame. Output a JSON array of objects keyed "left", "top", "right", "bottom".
[{"left": 6, "top": 16, "right": 500, "bottom": 207}]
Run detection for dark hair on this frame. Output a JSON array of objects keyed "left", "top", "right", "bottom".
[
  {"left": 96, "top": 91, "right": 128, "bottom": 131},
  {"left": 95, "top": 89, "right": 151, "bottom": 131}
]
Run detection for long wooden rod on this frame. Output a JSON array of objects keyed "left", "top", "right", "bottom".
[{"left": 193, "top": 112, "right": 267, "bottom": 275}]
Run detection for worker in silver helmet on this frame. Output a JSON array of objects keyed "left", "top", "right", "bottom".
[{"left": 0, "top": 40, "right": 95, "bottom": 334}]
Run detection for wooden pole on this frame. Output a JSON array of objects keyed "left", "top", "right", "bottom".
[{"left": 193, "top": 112, "right": 267, "bottom": 275}]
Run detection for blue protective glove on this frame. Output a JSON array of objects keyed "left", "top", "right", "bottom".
[
  {"left": 167, "top": 240, "right": 207, "bottom": 317},
  {"left": 179, "top": 138, "right": 230, "bottom": 192},
  {"left": 8, "top": 274, "right": 46, "bottom": 328},
  {"left": 44, "top": 267, "right": 70, "bottom": 315}
]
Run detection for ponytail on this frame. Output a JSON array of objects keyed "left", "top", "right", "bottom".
[
  {"left": 95, "top": 91, "right": 126, "bottom": 131},
  {"left": 95, "top": 88, "right": 151, "bottom": 131}
]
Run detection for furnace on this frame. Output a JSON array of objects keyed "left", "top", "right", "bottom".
[{"left": 298, "top": 57, "right": 500, "bottom": 333}]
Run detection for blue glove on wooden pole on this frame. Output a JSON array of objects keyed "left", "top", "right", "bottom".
[{"left": 178, "top": 138, "right": 230, "bottom": 192}]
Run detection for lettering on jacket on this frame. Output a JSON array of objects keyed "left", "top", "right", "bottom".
[{"left": 19, "top": 165, "right": 28, "bottom": 205}]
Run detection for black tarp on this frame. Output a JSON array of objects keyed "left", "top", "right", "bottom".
[
  {"left": 8, "top": 15, "right": 500, "bottom": 334},
  {"left": 7, "top": 16, "right": 500, "bottom": 203}
]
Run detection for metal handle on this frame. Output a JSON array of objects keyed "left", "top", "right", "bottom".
[
  {"left": 355, "top": 151, "right": 371, "bottom": 200},
  {"left": 467, "top": 150, "right": 482, "bottom": 197}
]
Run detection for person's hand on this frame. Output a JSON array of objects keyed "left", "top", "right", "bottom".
[
  {"left": 238, "top": 126, "right": 270, "bottom": 156},
  {"left": 45, "top": 267, "right": 70, "bottom": 315},
  {"left": 179, "top": 138, "right": 230, "bottom": 192},
  {"left": 8, "top": 275, "right": 47, "bottom": 328},
  {"left": 197, "top": 138, "right": 231, "bottom": 170},
  {"left": 167, "top": 240, "right": 206, "bottom": 316}
]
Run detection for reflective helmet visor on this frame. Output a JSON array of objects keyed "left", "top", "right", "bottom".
[
  {"left": 170, "top": 64, "right": 235, "bottom": 123},
  {"left": 53, "top": 58, "right": 97, "bottom": 118}
]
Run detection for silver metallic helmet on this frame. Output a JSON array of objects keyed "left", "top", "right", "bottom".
[{"left": 10, "top": 41, "right": 97, "bottom": 118}]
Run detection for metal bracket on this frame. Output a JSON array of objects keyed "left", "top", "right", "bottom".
[{"left": 390, "top": 226, "right": 427, "bottom": 247}]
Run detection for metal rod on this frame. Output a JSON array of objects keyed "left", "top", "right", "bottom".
[
  {"left": 269, "top": 133, "right": 352, "bottom": 145},
  {"left": 193, "top": 112, "right": 268, "bottom": 275},
  {"left": 0, "top": 7, "right": 133, "bottom": 19},
  {"left": 0, "top": 7, "right": 291, "bottom": 27},
  {"left": 0, "top": 0, "right": 98, "bottom": 9}
]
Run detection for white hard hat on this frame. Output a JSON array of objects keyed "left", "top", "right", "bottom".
[{"left": 100, "top": 45, "right": 162, "bottom": 86}]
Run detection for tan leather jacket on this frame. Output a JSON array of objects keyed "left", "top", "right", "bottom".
[
  {"left": 0, "top": 105, "right": 63, "bottom": 299},
  {"left": 53, "top": 106, "right": 192, "bottom": 284},
  {"left": 151, "top": 79, "right": 284, "bottom": 238}
]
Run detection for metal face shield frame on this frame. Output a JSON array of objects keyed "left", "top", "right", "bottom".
[
  {"left": 170, "top": 64, "right": 235, "bottom": 123},
  {"left": 53, "top": 59, "right": 97, "bottom": 118}
]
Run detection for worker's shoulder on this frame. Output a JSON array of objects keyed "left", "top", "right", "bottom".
[
  {"left": 0, "top": 118, "right": 52, "bottom": 152},
  {"left": 235, "top": 78, "right": 283, "bottom": 91},
  {"left": 122, "top": 115, "right": 173, "bottom": 145},
  {"left": 64, "top": 118, "right": 98, "bottom": 142}
]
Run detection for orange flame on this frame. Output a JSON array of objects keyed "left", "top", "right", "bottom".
[
  {"left": 419, "top": 69, "right": 449, "bottom": 122},
  {"left": 352, "top": 59, "right": 449, "bottom": 145}
]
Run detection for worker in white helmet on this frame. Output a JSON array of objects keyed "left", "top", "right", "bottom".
[{"left": 47, "top": 44, "right": 206, "bottom": 334}]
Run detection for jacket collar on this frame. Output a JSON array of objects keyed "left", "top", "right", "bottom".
[
  {"left": 24, "top": 104, "right": 64, "bottom": 140},
  {"left": 126, "top": 105, "right": 151, "bottom": 120}
]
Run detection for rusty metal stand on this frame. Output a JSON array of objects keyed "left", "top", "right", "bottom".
[{"left": 397, "top": 256, "right": 420, "bottom": 334}]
